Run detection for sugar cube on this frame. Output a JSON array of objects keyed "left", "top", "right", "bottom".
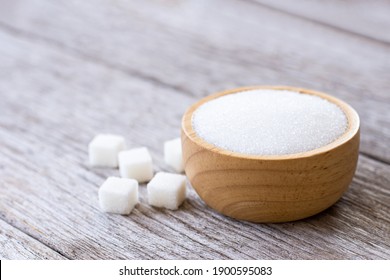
[
  {"left": 119, "top": 147, "right": 153, "bottom": 182},
  {"left": 98, "top": 177, "right": 138, "bottom": 215},
  {"left": 88, "top": 134, "right": 126, "bottom": 167},
  {"left": 164, "top": 137, "right": 184, "bottom": 173},
  {"left": 147, "top": 172, "right": 187, "bottom": 210}
]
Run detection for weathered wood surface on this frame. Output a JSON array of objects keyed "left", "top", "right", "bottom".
[
  {"left": 0, "top": 0, "right": 389, "bottom": 163},
  {"left": 0, "top": 219, "right": 66, "bottom": 259},
  {"left": 0, "top": 0, "right": 389, "bottom": 259},
  {"left": 254, "top": 0, "right": 390, "bottom": 44}
]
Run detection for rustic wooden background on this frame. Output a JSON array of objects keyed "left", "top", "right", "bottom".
[{"left": 0, "top": 0, "right": 389, "bottom": 259}]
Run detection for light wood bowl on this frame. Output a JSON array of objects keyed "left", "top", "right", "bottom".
[{"left": 181, "top": 86, "right": 360, "bottom": 223}]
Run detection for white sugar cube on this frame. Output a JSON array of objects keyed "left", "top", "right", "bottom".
[
  {"left": 98, "top": 177, "right": 138, "bottom": 215},
  {"left": 88, "top": 134, "right": 126, "bottom": 167},
  {"left": 119, "top": 147, "right": 153, "bottom": 182},
  {"left": 164, "top": 137, "right": 184, "bottom": 173},
  {"left": 147, "top": 172, "right": 187, "bottom": 210}
]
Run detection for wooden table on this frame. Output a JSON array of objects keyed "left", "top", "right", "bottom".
[{"left": 0, "top": 0, "right": 389, "bottom": 260}]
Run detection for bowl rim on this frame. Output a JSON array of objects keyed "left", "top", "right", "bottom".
[{"left": 182, "top": 85, "right": 360, "bottom": 161}]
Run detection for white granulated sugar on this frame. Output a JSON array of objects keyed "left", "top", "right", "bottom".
[{"left": 192, "top": 89, "right": 347, "bottom": 155}]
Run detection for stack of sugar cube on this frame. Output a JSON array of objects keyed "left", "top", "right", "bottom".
[{"left": 88, "top": 134, "right": 186, "bottom": 215}]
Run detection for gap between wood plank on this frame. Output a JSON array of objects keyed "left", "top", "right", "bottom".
[
  {"left": 0, "top": 216, "right": 70, "bottom": 260},
  {"left": 0, "top": 21, "right": 195, "bottom": 99},
  {"left": 0, "top": 152, "right": 387, "bottom": 259},
  {"left": 245, "top": 0, "right": 390, "bottom": 47},
  {"left": 359, "top": 151, "right": 390, "bottom": 166},
  {"left": 1, "top": 16, "right": 389, "bottom": 169},
  {"left": 2, "top": 20, "right": 390, "bottom": 168},
  {"left": 0, "top": 7, "right": 386, "bottom": 257}
]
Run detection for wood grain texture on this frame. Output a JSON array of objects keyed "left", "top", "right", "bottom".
[
  {"left": 253, "top": 0, "right": 390, "bottom": 44},
  {"left": 0, "top": 219, "right": 66, "bottom": 259},
  {"left": 0, "top": 0, "right": 389, "bottom": 163},
  {"left": 182, "top": 86, "right": 360, "bottom": 222},
  {"left": 0, "top": 0, "right": 389, "bottom": 259}
]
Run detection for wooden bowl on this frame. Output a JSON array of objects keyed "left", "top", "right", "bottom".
[{"left": 181, "top": 86, "right": 360, "bottom": 223}]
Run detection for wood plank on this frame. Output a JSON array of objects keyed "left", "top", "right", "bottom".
[
  {"left": 0, "top": 30, "right": 389, "bottom": 259},
  {"left": 0, "top": 219, "right": 66, "bottom": 259},
  {"left": 0, "top": 0, "right": 389, "bottom": 162},
  {"left": 253, "top": 0, "right": 390, "bottom": 44}
]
